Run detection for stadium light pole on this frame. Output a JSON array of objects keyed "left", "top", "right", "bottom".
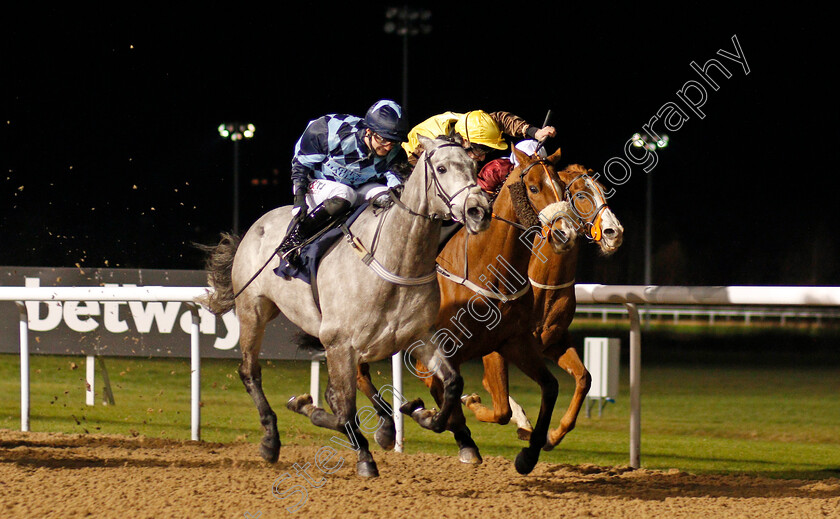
[
  {"left": 632, "top": 132, "right": 668, "bottom": 287},
  {"left": 218, "top": 122, "right": 255, "bottom": 234},
  {"left": 384, "top": 6, "right": 432, "bottom": 116}
]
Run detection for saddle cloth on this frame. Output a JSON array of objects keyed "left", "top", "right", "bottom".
[{"left": 274, "top": 203, "right": 368, "bottom": 284}]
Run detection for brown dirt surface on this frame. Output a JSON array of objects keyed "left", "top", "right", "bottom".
[{"left": 1, "top": 429, "right": 839, "bottom": 518}]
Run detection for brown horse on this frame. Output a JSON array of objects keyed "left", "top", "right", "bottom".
[
  {"left": 463, "top": 165, "right": 624, "bottom": 450},
  {"left": 391, "top": 145, "right": 584, "bottom": 475}
]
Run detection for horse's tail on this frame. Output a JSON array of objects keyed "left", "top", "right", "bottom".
[
  {"left": 295, "top": 333, "right": 326, "bottom": 353},
  {"left": 195, "top": 232, "right": 241, "bottom": 315}
]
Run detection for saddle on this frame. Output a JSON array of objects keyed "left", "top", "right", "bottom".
[{"left": 274, "top": 203, "right": 368, "bottom": 285}]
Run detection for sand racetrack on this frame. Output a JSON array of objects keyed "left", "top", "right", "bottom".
[{"left": 1, "top": 429, "right": 838, "bottom": 518}]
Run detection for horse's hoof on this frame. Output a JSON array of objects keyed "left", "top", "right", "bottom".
[
  {"left": 517, "top": 428, "right": 532, "bottom": 442},
  {"left": 458, "top": 446, "right": 483, "bottom": 465},
  {"left": 399, "top": 398, "right": 424, "bottom": 416},
  {"left": 461, "top": 393, "right": 481, "bottom": 407},
  {"left": 514, "top": 448, "right": 539, "bottom": 475},
  {"left": 259, "top": 440, "right": 281, "bottom": 463},
  {"left": 356, "top": 461, "right": 379, "bottom": 478},
  {"left": 286, "top": 394, "right": 313, "bottom": 413},
  {"left": 374, "top": 422, "right": 396, "bottom": 451}
]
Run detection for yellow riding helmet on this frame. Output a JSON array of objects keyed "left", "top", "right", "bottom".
[{"left": 454, "top": 110, "right": 508, "bottom": 150}]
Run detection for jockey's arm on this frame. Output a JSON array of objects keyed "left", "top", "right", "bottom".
[
  {"left": 489, "top": 111, "right": 555, "bottom": 142},
  {"left": 290, "top": 116, "right": 331, "bottom": 187}
]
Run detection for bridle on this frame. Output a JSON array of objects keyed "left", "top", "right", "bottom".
[
  {"left": 563, "top": 173, "right": 609, "bottom": 242},
  {"left": 494, "top": 157, "right": 567, "bottom": 239},
  {"left": 390, "top": 141, "right": 478, "bottom": 223}
]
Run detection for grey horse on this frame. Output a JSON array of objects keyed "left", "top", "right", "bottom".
[{"left": 199, "top": 136, "right": 491, "bottom": 477}]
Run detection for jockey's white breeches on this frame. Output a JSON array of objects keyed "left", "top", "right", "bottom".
[{"left": 304, "top": 179, "right": 389, "bottom": 210}]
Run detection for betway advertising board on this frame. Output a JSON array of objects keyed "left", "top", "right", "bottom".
[{"left": 0, "top": 267, "right": 313, "bottom": 360}]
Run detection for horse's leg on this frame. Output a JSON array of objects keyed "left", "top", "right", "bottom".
[
  {"left": 462, "top": 352, "right": 513, "bottom": 425},
  {"left": 287, "top": 347, "right": 378, "bottom": 477},
  {"left": 415, "top": 358, "right": 482, "bottom": 464},
  {"left": 508, "top": 395, "right": 534, "bottom": 441},
  {"left": 399, "top": 343, "right": 464, "bottom": 435},
  {"left": 543, "top": 333, "right": 591, "bottom": 451},
  {"left": 463, "top": 353, "right": 533, "bottom": 441},
  {"left": 500, "top": 339, "right": 559, "bottom": 475},
  {"left": 355, "top": 363, "right": 396, "bottom": 451},
  {"left": 237, "top": 302, "right": 281, "bottom": 462}
]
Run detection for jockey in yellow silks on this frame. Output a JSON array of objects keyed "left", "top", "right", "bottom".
[{"left": 402, "top": 110, "right": 555, "bottom": 166}]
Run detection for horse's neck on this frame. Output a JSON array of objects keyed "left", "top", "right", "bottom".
[
  {"left": 528, "top": 240, "right": 579, "bottom": 286},
  {"left": 373, "top": 163, "right": 440, "bottom": 277},
  {"left": 440, "top": 186, "right": 531, "bottom": 283}
]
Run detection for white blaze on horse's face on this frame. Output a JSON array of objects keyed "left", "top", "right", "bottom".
[
  {"left": 597, "top": 207, "right": 624, "bottom": 255},
  {"left": 566, "top": 172, "right": 623, "bottom": 256},
  {"left": 425, "top": 140, "right": 491, "bottom": 234},
  {"left": 538, "top": 201, "right": 578, "bottom": 253},
  {"left": 581, "top": 175, "right": 623, "bottom": 255}
]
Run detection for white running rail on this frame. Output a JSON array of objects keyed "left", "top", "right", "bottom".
[{"left": 574, "top": 284, "right": 840, "bottom": 468}]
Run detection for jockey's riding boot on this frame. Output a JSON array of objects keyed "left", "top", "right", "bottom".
[
  {"left": 278, "top": 197, "right": 353, "bottom": 265},
  {"left": 277, "top": 223, "right": 305, "bottom": 258}
]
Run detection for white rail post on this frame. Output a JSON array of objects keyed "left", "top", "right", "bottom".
[
  {"left": 16, "top": 302, "right": 30, "bottom": 432},
  {"left": 310, "top": 357, "right": 321, "bottom": 408},
  {"left": 186, "top": 303, "right": 201, "bottom": 441},
  {"left": 392, "top": 351, "right": 404, "bottom": 453},
  {"left": 86, "top": 356, "right": 95, "bottom": 406},
  {"left": 624, "top": 302, "right": 641, "bottom": 469}
]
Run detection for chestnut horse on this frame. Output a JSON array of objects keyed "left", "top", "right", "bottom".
[
  {"left": 394, "top": 145, "right": 582, "bottom": 474},
  {"left": 463, "top": 165, "right": 624, "bottom": 450}
]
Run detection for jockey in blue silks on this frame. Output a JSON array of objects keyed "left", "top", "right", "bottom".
[{"left": 277, "top": 100, "right": 409, "bottom": 265}]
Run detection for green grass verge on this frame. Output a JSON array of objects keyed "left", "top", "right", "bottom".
[{"left": 1, "top": 352, "right": 838, "bottom": 480}]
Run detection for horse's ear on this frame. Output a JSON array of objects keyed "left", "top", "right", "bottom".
[
  {"left": 417, "top": 134, "right": 435, "bottom": 153},
  {"left": 547, "top": 147, "right": 562, "bottom": 165},
  {"left": 511, "top": 145, "right": 530, "bottom": 165}
]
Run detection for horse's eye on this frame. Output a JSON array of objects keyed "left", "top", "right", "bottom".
[
  {"left": 437, "top": 166, "right": 447, "bottom": 174},
  {"left": 529, "top": 185, "right": 539, "bottom": 193}
]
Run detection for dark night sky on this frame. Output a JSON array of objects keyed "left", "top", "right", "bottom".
[{"left": 2, "top": 5, "right": 838, "bottom": 285}]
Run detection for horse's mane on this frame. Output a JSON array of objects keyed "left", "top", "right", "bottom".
[
  {"left": 560, "top": 163, "right": 589, "bottom": 175},
  {"left": 500, "top": 154, "right": 551, "bottom": 230},
  {"left": 507, "top": 179, "right": 542, "bottom": 229}
]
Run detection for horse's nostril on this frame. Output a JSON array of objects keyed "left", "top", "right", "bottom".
[
  {"left": 553, "top": 230, "right": 568, "bottom": 243},
  {"left": 467, "top": 207, "right": 483, "bottom": 220},
  {"left": 603, "top": 228, "right": 615, "bottom": 236}
]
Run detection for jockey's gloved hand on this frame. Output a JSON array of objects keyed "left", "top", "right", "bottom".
[
  {"left": 291, "top": 181, "right": 308, "bottom": 225},
  {"left": 371, "top": 192, "right": 392, "bottom": 209}
]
